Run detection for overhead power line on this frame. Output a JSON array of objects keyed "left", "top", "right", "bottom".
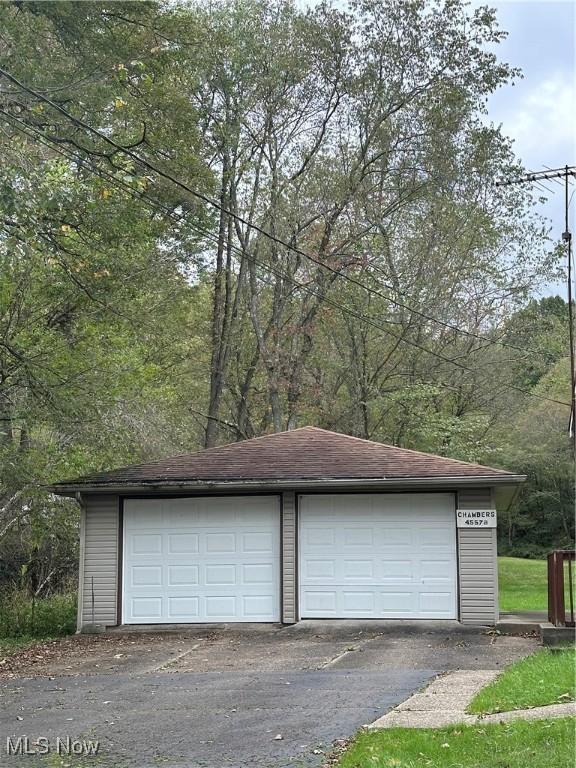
[
  {"left": 0, "top": 66, "right": 561, "bottom": 362},
  {"left": 497, "top": 164, "right": 576, "bottom": 452},
  {"left": 0, "top": 109, "right": 479, "bottom": 373},
  {"left": 0, "top": 71, "right": 571, "bottom": 410},
  {"left": 7, "top": 115, "right": 569, "bottom": 411},
  {"left": 361, "top": 258, "right": 556, "bottom": 359},
  {"left": 0, "top": 87, "right": 568, "bottom": 409}
]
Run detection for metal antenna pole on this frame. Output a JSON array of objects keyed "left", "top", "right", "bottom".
[
  {"left": 564, "top": 167, "right": 576, "bottom": 454},
  {"left": 496, "top": 165, "right": 576, "bottom": 451}
]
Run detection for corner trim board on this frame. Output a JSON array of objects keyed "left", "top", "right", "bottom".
[
  {"left": 76, "top": 494, "right": 86, "bottom": 632},
  {"left": 279, "top": 493, "right": 284, "bottom": 622},
  {"left": 117, "top": 497, "right": 124, "bottom": 626}
]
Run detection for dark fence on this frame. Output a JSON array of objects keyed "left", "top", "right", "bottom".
[{"left": 548, "top": 550, "right": 575, "bottom": 627}]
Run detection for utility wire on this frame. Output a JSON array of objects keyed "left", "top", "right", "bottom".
[
  {"left": 2, "top": 112, "right": 473, "bottom": 372},
  {"left": 0, "top": 88, "right": 571, "bottom": 408},
  {"left": 497, "top": 163, "right": 576, "bottom": 449},
  {"left": 360, "top": 256, "right": 556, "bottom": 360},
  {"left": 0, "top": 65, "right": 561, "bottom": 363},
  {"left": 1, "top": 104, "right": 569, "bottom": 409},
  {"left": 0, "top": 108, "right": 540, "bottom": 360},
  {"left": 168, "top": 216, "right": 574, "bottom": 407}
]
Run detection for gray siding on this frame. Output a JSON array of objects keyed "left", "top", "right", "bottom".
[
  {"left": 80, "top": 494, "right": 119, "bottom": 628},
  {"left": 75, "top": 487, "right": 498, "bottom": 629},
  {"left": 281, "top": 491, "right": 297, "bottom": 623},
  {"left": 457, "top": 488, "right": 498, "bottom": 625}
]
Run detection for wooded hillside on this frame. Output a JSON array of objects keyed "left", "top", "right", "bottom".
[{"left": 0, "top": 0, "right": 573, "bottom": 603}]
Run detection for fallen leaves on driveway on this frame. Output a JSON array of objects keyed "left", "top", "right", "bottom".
[{"left": 0, "top": 634, "right": 176, "bottom": 678}]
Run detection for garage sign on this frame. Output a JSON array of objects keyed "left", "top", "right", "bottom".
[{"left": 456, "top": 509, "right": 497, "bottom": 528}]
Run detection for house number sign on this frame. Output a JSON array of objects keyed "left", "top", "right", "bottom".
[{"left": 456, "top": 509, "right": 497, "bottom": 528}]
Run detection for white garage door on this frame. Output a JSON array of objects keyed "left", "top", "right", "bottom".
[
  {"left": 299, "top": 493, "right": 457, "bottom": 619},
  {"left": 122, "top": 496, "right": 280, "bottom": 623}
]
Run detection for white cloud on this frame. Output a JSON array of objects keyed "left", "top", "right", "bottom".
[{"left": 489, "top": 72, "right": 575, "bottom": 166}]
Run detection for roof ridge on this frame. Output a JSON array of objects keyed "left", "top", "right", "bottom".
[
  {"left": 176, "top": 426, "right": 319, "bottom": 457},
  {"left": 333, "top": 431, "right": 513, "bottom": 475},
  {"left": 305, "top": 428, "right": 513, "bottom": 476}
]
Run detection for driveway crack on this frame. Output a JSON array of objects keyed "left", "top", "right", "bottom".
[
  {"left": 146, "top": 643, "right": 202, "bottom": 673},
  {"left": 319, "top": 634, "right": 383, "bottom": 669}
]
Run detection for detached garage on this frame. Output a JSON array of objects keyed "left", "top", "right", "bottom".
[{"left": 51, "top": 427, "right": 525, "bottom": 630}]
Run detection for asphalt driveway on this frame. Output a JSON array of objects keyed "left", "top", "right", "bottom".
[{"left": 0, "top": 622, "right": 538, "bottom": 767}]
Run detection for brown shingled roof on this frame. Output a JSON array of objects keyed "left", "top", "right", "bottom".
[{"left": 53, "top": 427, "right": 519, "bottom": 488}]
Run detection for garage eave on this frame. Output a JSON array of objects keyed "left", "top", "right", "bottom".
[{"left": 49, "top": 473, "right": 526, "bottom": 497}]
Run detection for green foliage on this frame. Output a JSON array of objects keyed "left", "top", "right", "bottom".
[
  {"left": 0, "top": 589, "right": 76, "bottom": 638},
  {"left": 468, "top": 648, "right": 575, "bottom": 714},
  {"left": 0, "top": 0, "right": 215, "bottom": 612},
  {"left": 494, "top": 348, "right": 574, "bottom": 555},
  {"left": 504, "top": 297, "right": 570, "bottom": 388},
  {"left": 0, "top": 0, "right": 571, "bottom": 609}
]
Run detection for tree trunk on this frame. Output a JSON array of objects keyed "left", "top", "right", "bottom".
[{"left": 205, "top": 155, "right": 231, "bottom": 448}]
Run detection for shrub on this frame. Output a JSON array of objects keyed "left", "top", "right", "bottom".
[{"left": 0, "top": 589, "right": 76, "bottom": 638}]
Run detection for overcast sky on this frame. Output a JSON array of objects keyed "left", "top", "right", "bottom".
[
  {"left": 473, "top": 0, "right": 575, "bottom": 296},
  {"left": 484, "top": 1, "right": 574, "bottom": 170}
]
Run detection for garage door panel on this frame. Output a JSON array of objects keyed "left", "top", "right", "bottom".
[
  {"left": 381, "top": 528, "right": 412, "bottom": 546},
  {"left": 205, "top": 532, "right": 236, "bottom": 553},
  {"left": 243, "top": 563, "right": 274, "bottom": 584},
  {"left": 419, "top": 527, "right": 453, "bottom": 548},
  {"left": 299, "top": 494, "right": 456, "bottom": 619},
  {"left": 205, "top": 563, "right": 236, "bottom": 585},
  {"left": 242, "top": 531, "right": 274, "bottom": 552},
  {"left": 305, "top": 527, "right": 335, "bottom": 547},
  {"left": 168, "top": 596, "right": 200, "bottom": 617},
  {"left": 123, "top": 497, "right": 280, "bottom": 623},
  {"left": 203, "top": 595, "right": 236, "bottom": 617},
  {"left": 421, "top": 559, "right": 454, "bottom": 579},
  {"left": 168, "top": 565, "right": 199, "bottom": 586},
  {"left": 304, "top": 559, "right": 335, "bottom": 579},
  {"left": 380, "top": 591, "right": 415, "bottom": 612},
  {"left": 342, "top": 591, "right": 374, "bottom": 612},
  {"left": 343, "top": 559, "right": 374, "bottom": 579},
  {"left": 128, "top": 504, "right": 163, "bottom": 526},
  {"left": 168, "top": 534, "right": 199, "bottom": 554},
  {"left": 164, "top": 503, "right": 204, "bottom": 526},
  {"left": 131, "top": 533, "right": 162, "bottom": 555},
  {"left": 343, "top": 528, "right": 374, "bottom": 547},
  {"left": 381, "top": 559, "right": 413, "bottom": 580},
  {"left": 243, "top": 594, "right": 276, "bottom": 616},
  {"left": 131, "top": 565, "right": 162, "bottom": 587},
  {"left": 302, "top": 590, "right": 337, "bottom": 613},
  {"left": 419, "top": 591, "right": 453, "bottom": 613},
  {"left": 131, "top": 597, "right": 162, "bottom": 619}
]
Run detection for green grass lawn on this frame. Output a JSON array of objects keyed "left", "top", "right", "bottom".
[
  {"left": 336, "top": 719, "right": 574, "bottom": 768},
  {"left": 468, "top": 648, "right": 575, "bottom": 714},
  {"left": 499, "top": 555, "right": 576, "bottom": 613},
  {"left": 498, "top": 556, "right": 548, "bottom": 612}
]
